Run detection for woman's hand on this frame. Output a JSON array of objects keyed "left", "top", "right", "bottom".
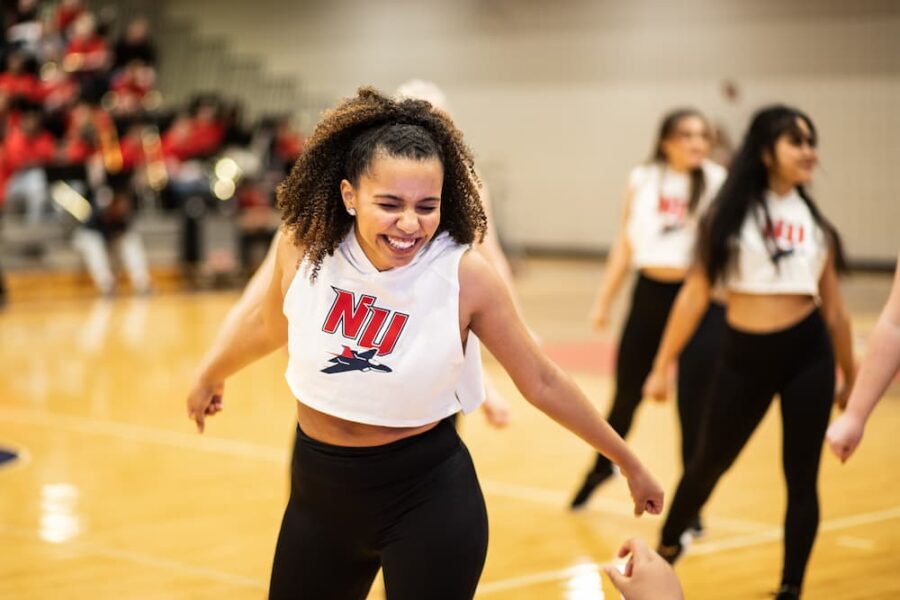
[
  {"left": 590, "top": 301, "right": 611, "bottom": 331},
  {"left": 604, "top": 538, "right": 684, "bottom": 600},
  {"left": 622, "top": 464, "right": 665, "bottom": 516},
  {"left": 826, "top": 412, "right": 865, "bottom": 463},
  {"left": 643, "top": 367, "right": 669, "bottom": 402},
  {"left": 186, "top": 379, "right": 225, "bottom": 433},
  {"left": 481, "top": 379, "right": 512, "bottom": 428}
]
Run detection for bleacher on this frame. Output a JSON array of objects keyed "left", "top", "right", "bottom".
[{"left": 1, "top": 0, "right": 306, "bottom": 301}]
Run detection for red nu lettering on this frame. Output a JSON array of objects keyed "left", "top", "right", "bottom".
[
  {"left": 658, "top": 197, "right": 686, "bottom": 217},
  {"left": 359, "top": 309, "right": 409, "bottom": 356},
  {"left": 322, "top": 287, "right": 410, "bottom": 355},
  {"left": 767, "top": 221, "right": 805, "bottom": 244},
  {"left": 322, "top": 287, "right": 376, "bottom": 339},
  {"left": 769, "top": 221, "right": 784, "bottom": 240}
]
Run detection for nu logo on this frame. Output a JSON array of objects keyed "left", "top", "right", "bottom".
[
  {"left": 322, "top": 287, "right": 409, "bottom": 356},
  {"left": 765, "top": 219, "right": 806, "bottom": 245}
]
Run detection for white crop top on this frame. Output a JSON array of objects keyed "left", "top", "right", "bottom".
[
  {"left": 282, "top": 230, "right": 485, "bottom": 427},
  {"left": 727, "top": 188, "right": 828, "bottom": 296},
  {"left": 626, "top": 160, "right": 726, "bottom": 269}
]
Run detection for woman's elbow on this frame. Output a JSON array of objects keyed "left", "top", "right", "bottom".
[{"left": 519, "top": 364, "right": 564, "bottom": 410}]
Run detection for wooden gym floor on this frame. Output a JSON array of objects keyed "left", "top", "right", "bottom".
[{"left": 1, "top": 257, "right": 898, "bottom": 599}]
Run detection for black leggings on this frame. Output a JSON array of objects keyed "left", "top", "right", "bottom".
[
  {"left": 269, "top": 418, "right": 489, "bottom": 600},
  {"left": 660, "top": 309, "right": 835, "bottom": 589},
  {"left": 590, "top": 274, "right": 726, "bottom": 474}
]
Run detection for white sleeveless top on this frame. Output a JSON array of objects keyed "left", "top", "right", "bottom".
[
  {"left": 626, "top": 160, "right": 726, "bottom": 269},
  {"left": 282, "top": 230, "right": 485, "bottom": 427},
  {"left": 727, "top": 188, "right": 828, "bottom": 296}
]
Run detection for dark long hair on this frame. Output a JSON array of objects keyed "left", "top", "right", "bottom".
[
  {"left": 697, "top": 105, "right": 847, "bottom": 284},
  {"left": 652, "top": 108, "right": 708, "bottom": 213}
]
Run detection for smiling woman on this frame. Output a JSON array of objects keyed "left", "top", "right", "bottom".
[
  {"left": 339, "top": 134, "right": 444, "bottom": 271},
  {"left": 186, "top": 86, "right": 663, "bottom": 600},
  {"left": 644, "top": 106, "right": 854, "bottom": 600}
]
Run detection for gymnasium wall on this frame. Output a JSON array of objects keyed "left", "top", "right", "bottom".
[{"left": 162, "top": 0, "right": 900, "bottom": 263}]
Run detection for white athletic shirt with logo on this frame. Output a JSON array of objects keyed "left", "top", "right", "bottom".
[
  {"left": 727, "top": 188, "right": 828, "bottom": 297},
  {"left": 626, "top": 160, "right": 727, "bottom": 269},
  {"left": 283, "top": 230, "right": 484, "bottom": 427}
]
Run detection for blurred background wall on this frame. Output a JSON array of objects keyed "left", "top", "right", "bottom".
[{"left": 161, "top": 0, "right": 900, "bottom": 263}]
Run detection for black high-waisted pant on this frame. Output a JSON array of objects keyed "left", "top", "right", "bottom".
[
  {"left": 660, "top": 309, "right": 835, "bottom": 589},
  {"left": 269, "top": 418, "right": 489, "bottom": 600},
  {"left": 590, "top": 273, "right": 727, "bottom": 474}
]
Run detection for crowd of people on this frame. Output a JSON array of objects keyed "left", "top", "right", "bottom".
[{"left": 0, "top": 0, "right": 305, "bottom": 301}]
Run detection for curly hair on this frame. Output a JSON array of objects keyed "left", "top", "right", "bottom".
[{"left": 277, "top": 86, "right": 486, "bottom": 281}]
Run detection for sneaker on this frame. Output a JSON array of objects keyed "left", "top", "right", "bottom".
[
  {"left": 687, "top": 516, "right": 705, "bottom": 539},
  {"left": 569, "top": 465, "right": 614, "bottom": 510},
  {"left": 774, "top": 584, "right": 801, "bottom": 599},
  {"left": 656, "top": 540, "right": 685, "bottom": 565}
]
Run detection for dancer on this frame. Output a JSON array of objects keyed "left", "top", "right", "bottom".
[
  {"left": 645, "top": 105, "right": 855, "bottom": 600},
  {"left": 186, "top": 88, "right": 663, "bottom": 600},
  {"left": 571, "top": 110, "right": 727, "bottom": 531}
]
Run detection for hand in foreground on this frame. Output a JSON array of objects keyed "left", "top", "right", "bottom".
[
  {"left": 604, "top": 538, "right": 684, "bottom": 600},
  {"left": 623, "top": 466, "right": 664, "bottom": 516},
  {"left": 186, "top": 379, "right": 224, "bottom": 433},
  {"left": 826, "top": 412, "right": 865, "bottom": 463}
]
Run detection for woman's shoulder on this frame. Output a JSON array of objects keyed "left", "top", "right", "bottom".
[
  {"left": 702, "top": 160, "right": 727, "bottom": 185},
  {"left": 628, "top": 163, "right": 657, "bottom": 189},
  {"left": 275, "top": 227, "right": 306, "bottom": 292},
  {"left": 276, "top": 227, "right": 304, "bottom": 262},
  {"left": 458, "top": 247, "right": 501, "bottom": 316}
]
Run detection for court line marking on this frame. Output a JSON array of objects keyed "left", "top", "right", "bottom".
[
  {"left": 835, "top": 536, "right": 875, "bottom": 551},
  {"left": 0, "top": 407, "right": 287, "bottom": 461},
  {"left": 0, "top": 524, "right": 267, "bottom": 590},
  {"left": 687, "top": 504, "right": 900, "bottom": 558},
  {"left": 477, "top": 561, "right": 607, "bottom": 595},
  {"left": 0, "top": 407, "right": 768, "bottom": 532},
  {"left": 477, "top": 505, "right": 900, "bottom": 595},
  {"left": 481, "top": 480, "right": 769, "bottom": 533}
]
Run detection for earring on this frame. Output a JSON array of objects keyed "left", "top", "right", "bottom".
[{"left": 347, "top": 207, "right": 356, "bottom": 216}]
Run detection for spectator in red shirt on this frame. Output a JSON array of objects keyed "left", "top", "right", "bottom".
[
  {"left": 161, "top": 101, "right": 225, "bottom": 165},
  {"left": 273, "top": 116, "right": 304, "bottom": 175},
  {"left": 3, "top": 105, "right": 56, "bottom": 222},
  {"left": 108, "top": 59, "right": 154, "bottom": 117},
  {"left": 62, "top": 12, "right": 110, "bottom": 102},
  {"left": 60, "top": 100, "right": 97, "bottom": 165},
  {"left": 55, "top": 0, "right": 86, "bottom": 39},
  {"left": 0, "top": 50, "right": 43, "bottom": 103}
]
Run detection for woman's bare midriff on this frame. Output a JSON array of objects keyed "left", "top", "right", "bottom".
[
  {"left": 726, "top": 292, "right": 818, "bottom": 333},
  {"left": 296, "top": 401, "right": 440, "bottom": 447},
  {"left": 640, "top": 266, "right": 688, "bottom": 283}
]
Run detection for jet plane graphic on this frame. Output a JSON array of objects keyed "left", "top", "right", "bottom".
[
  {"left": 771, "top": 247, "right": 795, "bottom": 263},
  {"left": 321, "top": 346, "right": 393, "bottom": 374},
  {"left": 660, "top": 222, "right": 685, "bottom": 235}
]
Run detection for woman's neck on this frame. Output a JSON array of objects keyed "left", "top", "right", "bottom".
[
  {"left": 768, "top": 176, "right": 795, "bottom": 197},
  {"left": 664, "top": 161, "right": 691, "bottom": 174}
]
